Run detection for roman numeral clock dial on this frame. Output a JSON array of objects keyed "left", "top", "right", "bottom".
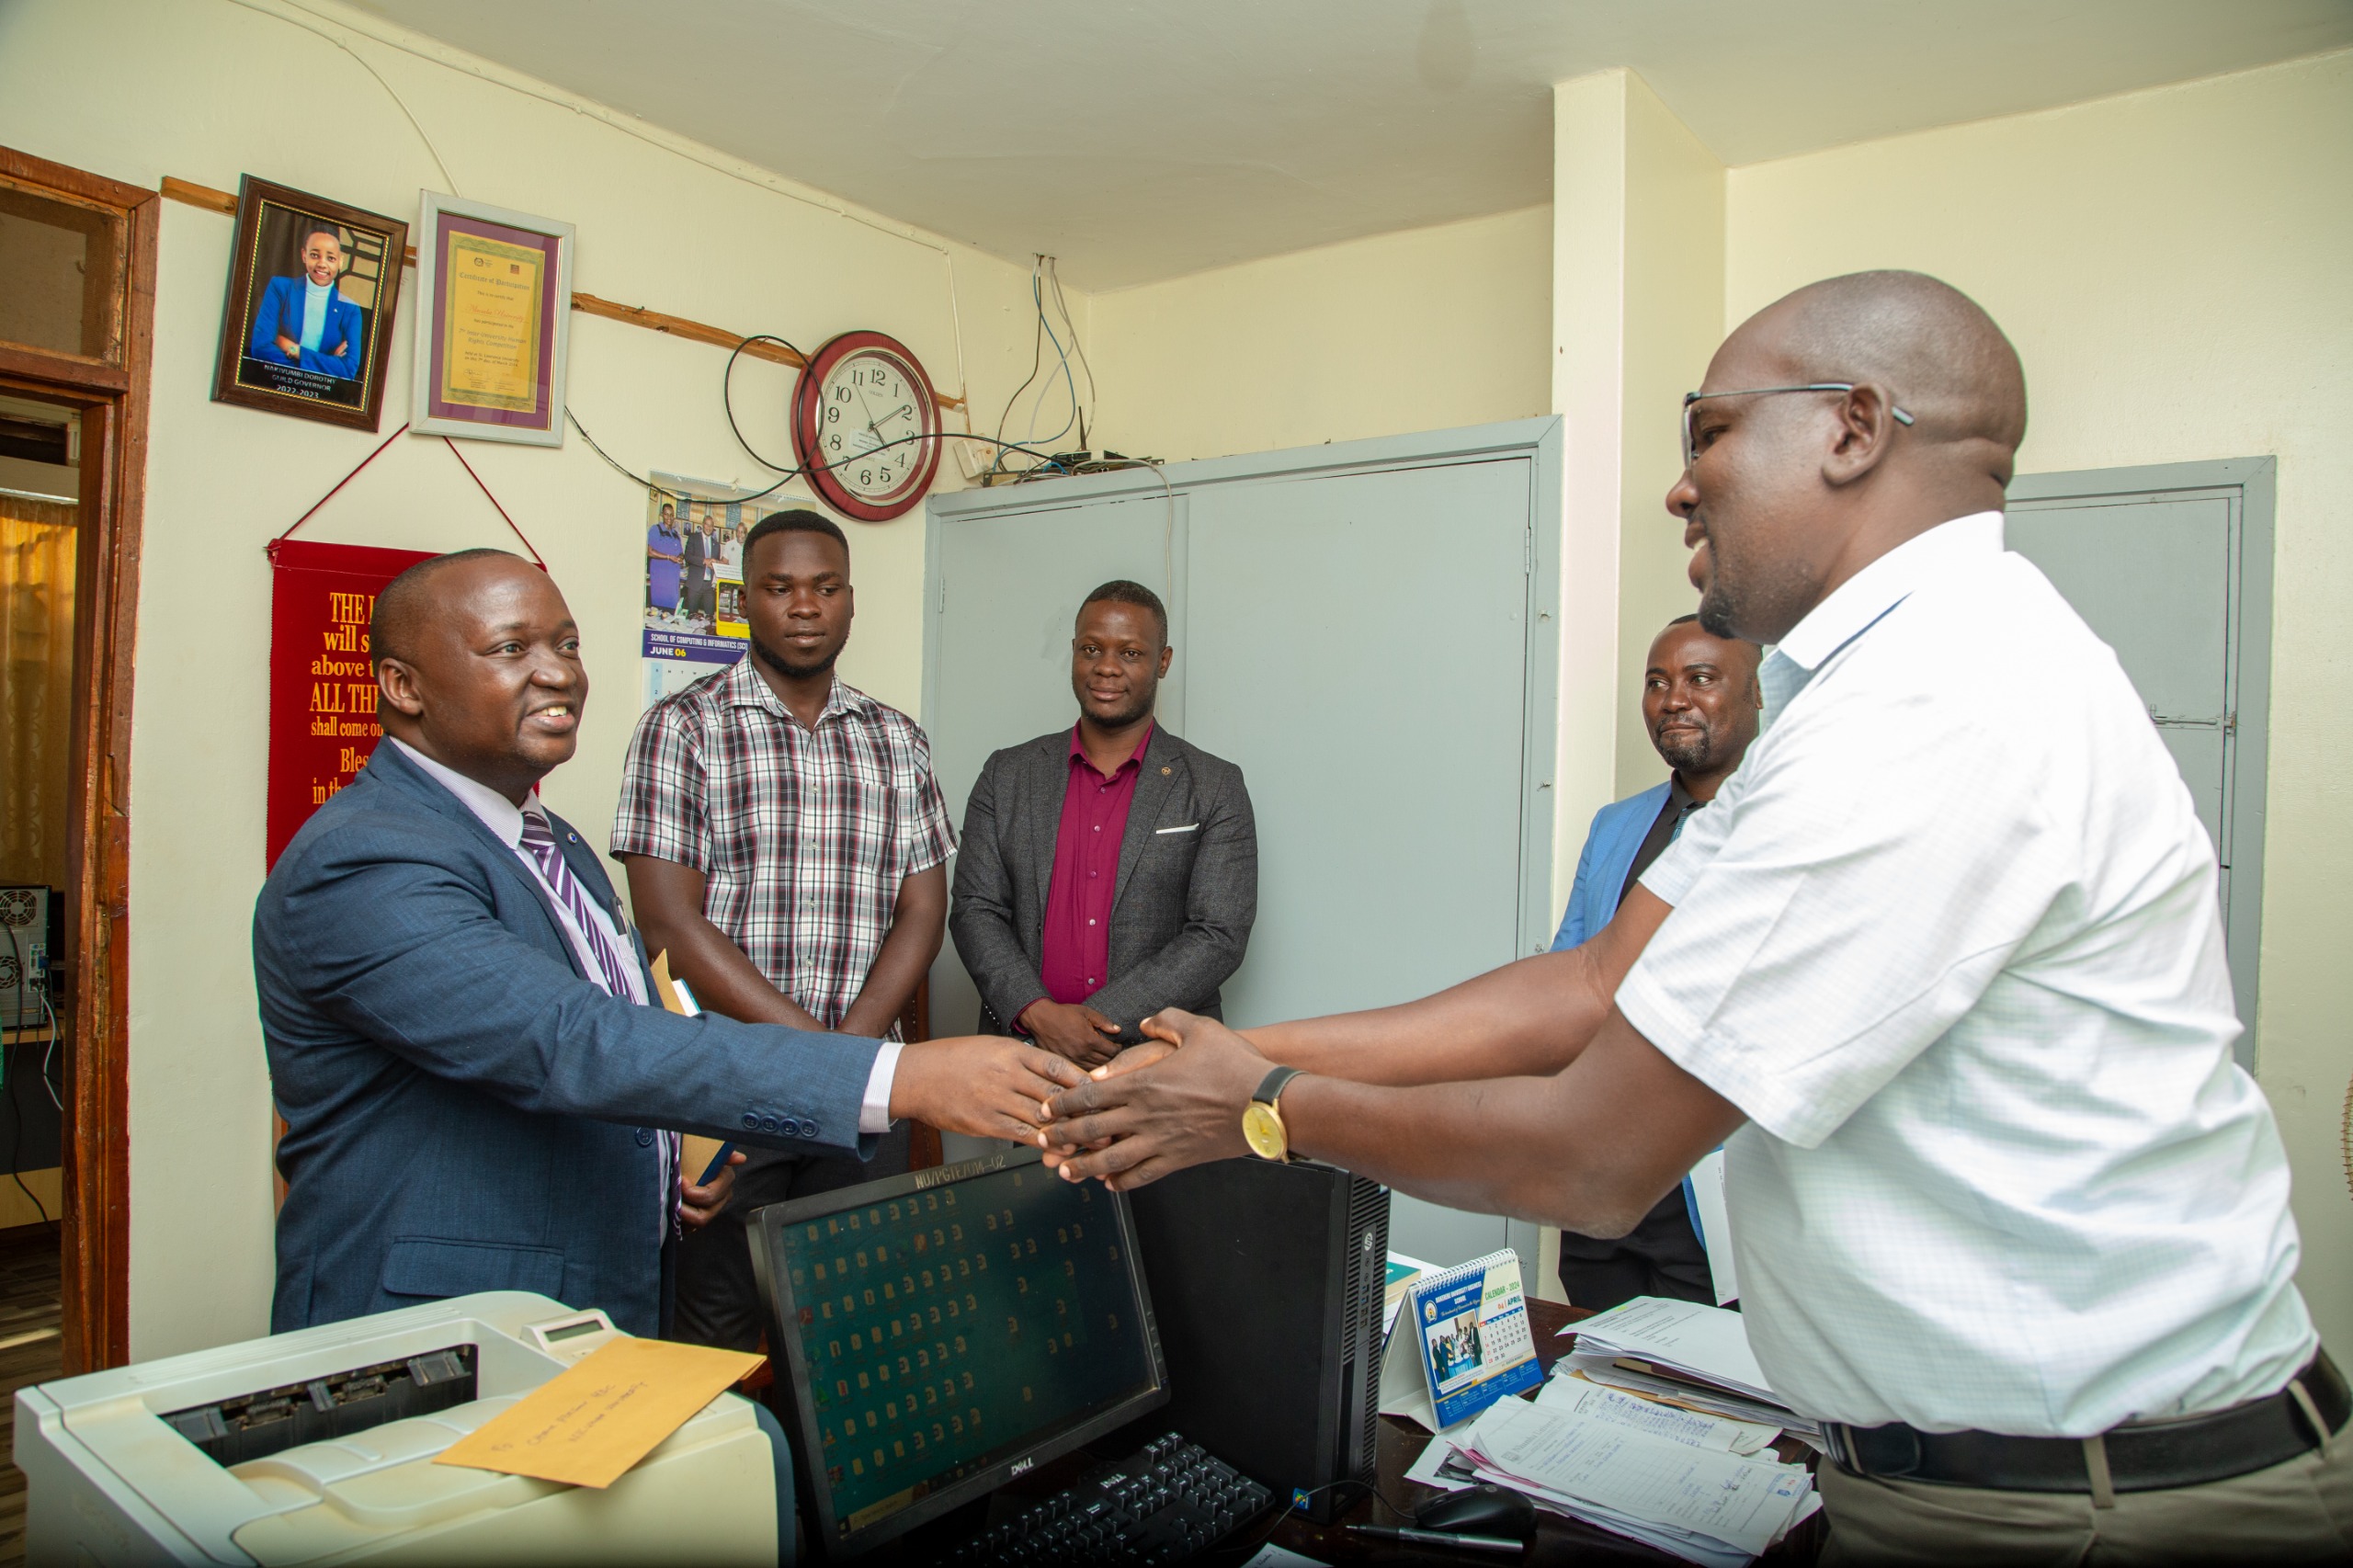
[{"left": 791, "top": 330, "right": 945, "bottom": 522}]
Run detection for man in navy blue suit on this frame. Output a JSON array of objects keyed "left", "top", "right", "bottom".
[
  {"left": 255, "top": 550, "right": 1083, "bottom": 1343},
  {"left": 1547, "top": 613, "right": 1757, "bottom": 1309},
  {"left": 245, "top": 226, "right": 367, "bottom": 380}
]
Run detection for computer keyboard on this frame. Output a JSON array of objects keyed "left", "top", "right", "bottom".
[{"left": 946, "top": 1433, "right": 1279, "bottom": 1567}]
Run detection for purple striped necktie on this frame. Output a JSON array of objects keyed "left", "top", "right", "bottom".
[{"left": 518, "top": 810, "right": 679, "bottom": 1237}]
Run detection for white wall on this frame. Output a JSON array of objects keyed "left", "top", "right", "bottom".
[
  {"left": 1087, "top": 206, "right": 1551, "bottom": 465},
  {"left": 1725, "top": 49, "right": 2353, "bottom": 1351},
  {"left": 0, "top": 0, "right": 1054, "bottom": 1358}
]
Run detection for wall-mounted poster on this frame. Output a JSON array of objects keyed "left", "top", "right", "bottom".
[
  {"left": 210, "top": 176, "right": 406, "bottom": 431},
  {"left": 643, "top": 473, "right": 799, "bottom": 708},
  {"left": 412, "top": 191, "right": 574, "bottom": 446}
]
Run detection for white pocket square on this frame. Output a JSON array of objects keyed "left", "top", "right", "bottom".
[{"left": 1155, "top": 823, "right": 1199, "bottom": 835}]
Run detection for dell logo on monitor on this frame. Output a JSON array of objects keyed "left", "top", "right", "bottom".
[{"left": 1009, "top": 1457, "right": 1034, "bottom": 1478}]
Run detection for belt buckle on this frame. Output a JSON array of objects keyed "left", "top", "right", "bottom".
[{"left": 1823, "top": 1424, "right": 1854, "bottom": 1472}]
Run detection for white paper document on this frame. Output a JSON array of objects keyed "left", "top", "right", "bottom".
[
  {"left": 1560, "top": 1296, "right": 1780, "bottom": 1407},
  {"left": 1561, "top": 1354, "right": 1821, "bottom": 1438},
  {"left": 1459, "top": 1399, "right": 1813, "bottom": 1562},
  {"left": 1535, "top": 1369, "right": 1779, "bottom": 1454},
  {"left": 1688, "top": 1149, "right": 1738, "bottom": 1304}
]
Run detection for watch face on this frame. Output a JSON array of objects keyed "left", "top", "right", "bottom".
[
  {"left": 1241, "top": 1102, "right": 1289, "bottom": 1162},
  {"left": 813, "top": 348, "right": 926, "bottom": 505}
]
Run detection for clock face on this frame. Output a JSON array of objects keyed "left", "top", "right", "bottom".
[{"left": 794, "top": 332, "right": 943, "bottom": 521}]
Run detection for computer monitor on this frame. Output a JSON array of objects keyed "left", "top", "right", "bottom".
[{"left": 748, "top": 1148, "right": 1169, "bottom": 1558}]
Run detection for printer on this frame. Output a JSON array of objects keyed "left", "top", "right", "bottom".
[{"left": 15, "top": 1291, "right": 775, "bottom": 1564}]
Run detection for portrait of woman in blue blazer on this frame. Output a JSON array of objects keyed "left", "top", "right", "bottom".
[{"left": 246, "top": 225, "right": 367, "bottom": 380}]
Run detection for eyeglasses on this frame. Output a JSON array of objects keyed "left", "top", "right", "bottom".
[{"left": 1680, "top": 383, "right": 1914, "bottom": 471}]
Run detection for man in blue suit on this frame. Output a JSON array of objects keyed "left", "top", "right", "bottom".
[
  {"left": 256, "top": 550, "right": 1083, "bottom": 1343},
  {"left": 245, "top": 226, "right": 367, "bottom": 379},
  {"left": 1548, "top": 613, "right": 1758, "bottom": 1309}
]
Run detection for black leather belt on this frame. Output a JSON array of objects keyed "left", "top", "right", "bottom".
[{"left": 1823, "top": 1351, "right": 2348, "bottom": 1495}]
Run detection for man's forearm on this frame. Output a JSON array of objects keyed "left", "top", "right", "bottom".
[
  {"left": 656, "top": 914, "right": 826, "bottom": 1031},
  {"left": 1243, "top": 886, "right": 1669, "bottom": 1085},
  {"left": 1276, "top": 1009, "right": 1742, "bottom": 1234}
]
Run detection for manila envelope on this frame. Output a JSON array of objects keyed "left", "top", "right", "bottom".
[{"left": 435, "top": 1335, "right": 765, "bottom": 1489}]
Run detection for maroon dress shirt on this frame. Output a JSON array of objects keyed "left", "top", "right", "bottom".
[{"left": 1018, "top": 722, "right": 1154, "bottom": 1028}]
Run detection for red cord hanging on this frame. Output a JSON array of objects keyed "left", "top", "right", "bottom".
[{"left": 267, "top": 423, "right": 548, "bottom": 568}]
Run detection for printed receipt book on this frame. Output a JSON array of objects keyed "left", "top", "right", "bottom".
[{"left": 1378, "top": 1249, "right": 1541, "bottom": 1430}]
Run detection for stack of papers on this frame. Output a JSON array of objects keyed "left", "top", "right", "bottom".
[
  {"left": 1410, "top": 1397, "right": 1816, "bottom": 1568},
  {"left": 1557, "top": 1297, "right": 1820, "bottom": 1440}
]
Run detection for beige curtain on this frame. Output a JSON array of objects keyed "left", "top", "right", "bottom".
[{"left": 1, "top": 495, "right": 76, "bottom": 891}]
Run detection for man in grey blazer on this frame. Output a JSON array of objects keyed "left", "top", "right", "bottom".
[
  {"left": 950, "top": 581, "right": 1256, "bottom": 1065},
  {"left": 256, "top": 551, "right": 1083, "bottom": 1342}
]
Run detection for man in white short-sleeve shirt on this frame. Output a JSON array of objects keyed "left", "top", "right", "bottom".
[{"left": 1031, "top": 272, "right": 2347, "bottom": 1563}]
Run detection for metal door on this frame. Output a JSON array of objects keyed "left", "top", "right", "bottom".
[
  {"left": 2005, "top": 460, "right": 2274, "bottom": 1063},
  {"left": 924, "top": 421, "right": 1563, "bottom": 1270}
]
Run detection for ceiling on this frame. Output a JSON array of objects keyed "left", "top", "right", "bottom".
[{"left": 350, "top": 0, "right": 2353, "bottom": 290}]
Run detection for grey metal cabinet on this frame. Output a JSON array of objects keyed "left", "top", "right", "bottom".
[
  {"left": 922, "top": 420, "right": 1563, "bottom": 1270},
  {"left": 2006, "top": 458, "right": 2274, "bottom": 1064}
]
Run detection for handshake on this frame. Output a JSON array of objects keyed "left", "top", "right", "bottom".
[{"left": 891, "top": 1009, "right": 1272, "bottom": 1190}]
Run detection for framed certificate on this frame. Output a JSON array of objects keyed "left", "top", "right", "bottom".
[{"left": 411, "top": 191, "right": 574, "bottom": 446}]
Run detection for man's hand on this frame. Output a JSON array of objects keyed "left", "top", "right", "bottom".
[
  {"left": 892, "top": 1036, "right": 1089, "bottom": 1142},
  {"left": 679, "top": 1150, "right": 745, "bottom": 1231},
  {"left": 1038, "top": 1008, "right": 1268, "bottom": 1189},
  {"left": 1018, "top": 999, "right": 1124, "bottom": 1066}
]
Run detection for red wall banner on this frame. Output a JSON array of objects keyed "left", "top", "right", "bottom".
[{"left": 265, "top": 539, "right": 435, "bottom": 869}]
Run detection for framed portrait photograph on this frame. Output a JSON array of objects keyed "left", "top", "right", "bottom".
[
  {"left": 411, "top": 191, "right": 574, "bottom": 446},
  {"left": 210, "top": 176, "right": 406, "bottom": 431}
]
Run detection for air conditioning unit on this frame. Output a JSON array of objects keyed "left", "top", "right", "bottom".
[{"left": 0, "top": 886, "right": 57, "bottom": 1031}]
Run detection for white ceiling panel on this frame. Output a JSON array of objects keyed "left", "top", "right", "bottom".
[{"left": 348, "top": 0, "right": 2353, "bottom": 288}]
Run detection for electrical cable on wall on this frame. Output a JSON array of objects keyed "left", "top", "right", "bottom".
[{"left": 226, "top": 0, "right": 975, "bottom": 413}]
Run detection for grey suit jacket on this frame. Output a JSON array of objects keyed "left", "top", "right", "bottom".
[{"left": 950, "top": 726, "right": 1256, "bottom": 1043}]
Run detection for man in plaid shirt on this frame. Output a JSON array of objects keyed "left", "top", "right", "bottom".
[{"left": 614, "top": 508, "right": 957, "bottom": 1351}]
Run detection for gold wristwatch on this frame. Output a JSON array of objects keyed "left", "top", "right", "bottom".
[{"left": 1241, "top": 1066, "right": 1306, "bottom": 1162}]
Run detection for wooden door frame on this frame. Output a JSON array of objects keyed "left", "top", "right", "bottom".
[{"left": 0, "top": 143, "right": 154, "bottom": 1372}]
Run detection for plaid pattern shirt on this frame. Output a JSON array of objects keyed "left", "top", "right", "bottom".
[{"left": 611, "top": 661, "right": 954, "bottom": 1040}]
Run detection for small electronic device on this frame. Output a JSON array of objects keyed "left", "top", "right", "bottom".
[
  {"left": 943, "top": 1432, "right": 1277, "bottom": 1567},
  {"left": 747, "top": 1147, "right": 1170, "bottom": 1558},
  {"left": 16, "top": 1291, "right": 777, "bottom": 1563},
  {"left": 0, "top": 884, "right": 58, "bottom": 1030},
  {"left": 1417, "top": 1481, "right": 1538, "bottom": 1540},
  {"left": 1122, "top": 1156, "right": 1391, "bottom": 1524}
]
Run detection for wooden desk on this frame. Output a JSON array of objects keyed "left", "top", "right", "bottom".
[{"left": 1267, "top": 1300, "right": 1826, "bottom": 1566}]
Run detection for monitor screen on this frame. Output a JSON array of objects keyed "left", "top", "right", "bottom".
[{"left": 749, "top": 1148, "right": 1168, "bottom": 1555}]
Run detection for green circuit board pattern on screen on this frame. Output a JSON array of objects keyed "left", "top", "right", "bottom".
[{"left": 779, "top": 1165, "right": 1154, "bottom": 1533}]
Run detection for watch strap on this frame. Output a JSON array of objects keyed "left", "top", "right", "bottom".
[{"left": 1252, "top": 1065, "right": 1305, "bottom": 1108}]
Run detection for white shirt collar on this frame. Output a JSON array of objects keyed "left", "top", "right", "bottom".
[
  {"left": 1757, "top": 511, "right": 2004, "bottom": 731},
  {"left": 386, "top": 736, "right": 540, "bottom": 847},
  {"left": 1776, "top": 511, "right": 2006, "bottom": 672}
]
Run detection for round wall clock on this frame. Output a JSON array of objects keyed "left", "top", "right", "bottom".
[{"left": 791, "top": 329, "right": 944, "bottom": 522}]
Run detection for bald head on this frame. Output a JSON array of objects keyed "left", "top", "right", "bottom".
[
  {"left": 1668, "top": 271, "right": 2029, "bottom": 645},
  {"left": 1756, "top": 270, "right": 2026, "bottom": 458},
  {"left": 369, "top": 551, "right": 585, "bottom": 803},
  {"left": 370, "top": 549, "right": 534, "bottom": 668}
]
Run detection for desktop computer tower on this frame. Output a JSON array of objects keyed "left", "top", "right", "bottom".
[{"left": 1123, "top": 1158, "right": 1389, "bottom": 1525}]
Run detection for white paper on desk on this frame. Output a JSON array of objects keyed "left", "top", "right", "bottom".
[
  {"left": 1535, "top": 1370, "right": 1779, "bottom": 1454},
  {"left": 1562, "top": 1355, "right": 1820, "bottom": 1438},
  {"left": 1560, "top": 1296, "right": 1778, "bottom": 1404},
  {"left": 1440, "top": 1436, "right": 1765, "bottom": 1568},
  {"left": 1459, "top": 1399, "right": 1812, "bottom": 1558},
  {"left": 1688, "top": 1149, "right": 1737, "bottom": 1305},
  {"left": 1403, "top": 1433, "right": 1477, "bottom": 1493}
]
